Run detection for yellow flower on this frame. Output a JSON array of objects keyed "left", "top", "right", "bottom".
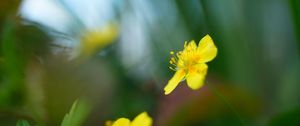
[
  {"left": 106, "top": 112, "right": 152, "bottom": 126},
  {"left": 164, "top": 35, "right": 217, "bottom": 95},
  {"left": 72, "top": 23, "right": 118, "bottom": 61}
]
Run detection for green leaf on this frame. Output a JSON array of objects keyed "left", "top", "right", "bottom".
[
  {"left": 16, "top": 120, "right": 31, "bottom": 126},
  {"left": 61, "top": 99, "right": 90, "bottom": 126}
]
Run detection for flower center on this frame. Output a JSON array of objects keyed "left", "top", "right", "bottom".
[{"left": 169, "top": 50, "right": 200, "bottom": 72}]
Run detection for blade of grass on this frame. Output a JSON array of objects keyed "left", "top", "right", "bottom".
[
  {"left": 16, "top": 119, "right": 31, "bottom": 126},
  {"left": 61, "top": 99, "right": 91, "bottom": 126},
  {"left": 206, "top": 81, "right": 246, "bottom": 126}
]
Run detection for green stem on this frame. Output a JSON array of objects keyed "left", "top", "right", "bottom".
[{"left": 206, "top": 81, "right": 246, "bottom": 126}]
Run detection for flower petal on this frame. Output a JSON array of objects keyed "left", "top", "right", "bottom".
[
  {"left": 131, "top": 112, "right": 152, "bottom": 126},
  {"left": 185, "top": 40, "right": 197, "bottom": 50},
  {"left": 112, "top": 118, "right": 130, "bottom": 126},
  {"left": 164, "top": 69, "right": 186, "bottom": 95},
  {"left": 181, "top": 40, "right": 197, "bottom": 56},
  {"left": 186, "top": 64, "right": 208, "bottom": 90},
  {"left": 197, "top": 35, "right": 217, "bottom": 63}
]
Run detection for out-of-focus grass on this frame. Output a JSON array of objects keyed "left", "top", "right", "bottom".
[{"left": 0, "top": 0, "right": 300, "bottom": 125}]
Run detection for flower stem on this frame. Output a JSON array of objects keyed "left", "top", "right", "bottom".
[{"left": 206, "top": 81, "right": 246, "bottom": 126}]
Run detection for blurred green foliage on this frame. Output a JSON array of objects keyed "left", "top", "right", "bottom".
[
  {"left": 269, "top": 107, "right": 300, "bottom": 126},
  {"left": 61, "top": 99, "right": 90, "bottom": 126},
  {"left": 0, "top": 18, "right": 25, "bottom": 108},
  {"left": 0, "top": 0, "right": 300, "bottom": 126},
  {"left": 16, "top": 120, "right": 30, "bottom": 126}
]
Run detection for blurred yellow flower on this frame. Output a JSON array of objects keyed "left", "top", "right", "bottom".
[
  {"left": 73, "top": 23, "right": 118, "bottom": 60},
  {"left": 164, "top": 35, "right": 217, "bottom": 95},
  {"left": 106, "top": 112, "right": 152, "bottom": 126}
]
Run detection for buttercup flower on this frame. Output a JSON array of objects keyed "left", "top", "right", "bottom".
[
  {"left": 73, "top": 24, "right": 118, "bottom": 60},
  {"left": 164, "top": 35, "right": 217, "bottom": 95},
  {"left": 106, "top": 112, "right": 152, "bottom": 126}
]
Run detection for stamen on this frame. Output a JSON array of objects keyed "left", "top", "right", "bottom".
[
  {"left": 169, "top": 66, "right": 177, "bottom": 71},
  {"left": 176, "top": 52, "right": 180, "bottom": 57},
  {"left": 170, "top": 62, "right": 177, "bottom": 66},
  {"left": 171, "top": 57, "right": 176, "bottom": 62},
  {"left": 170, "top": 52, "right": 179, "bottom": 64}
]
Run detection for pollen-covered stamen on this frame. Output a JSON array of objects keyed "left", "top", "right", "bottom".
[
  {"left": 169, "top": 60, "right": 177, "bottom": 67},
  {"left": 170, "top": 57, "right": 176, "bottom": 63},
  {"left": 169, "top": 50, "right": 181, "bottom": 71},
  {"left": 184, "top": 41, "right": 188, "bottom": 48},
  {"left": 169, "top": 42, "right": 200, "bottom": 70},
  {"left": 169, "top": 51, "right": 179, "bottom": 65},
  {"left": 175, "top": 41, "right": 200, "bottom": 69},
  {"left": 169, "top": 66, "right": 177, "bottom": 71}
]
